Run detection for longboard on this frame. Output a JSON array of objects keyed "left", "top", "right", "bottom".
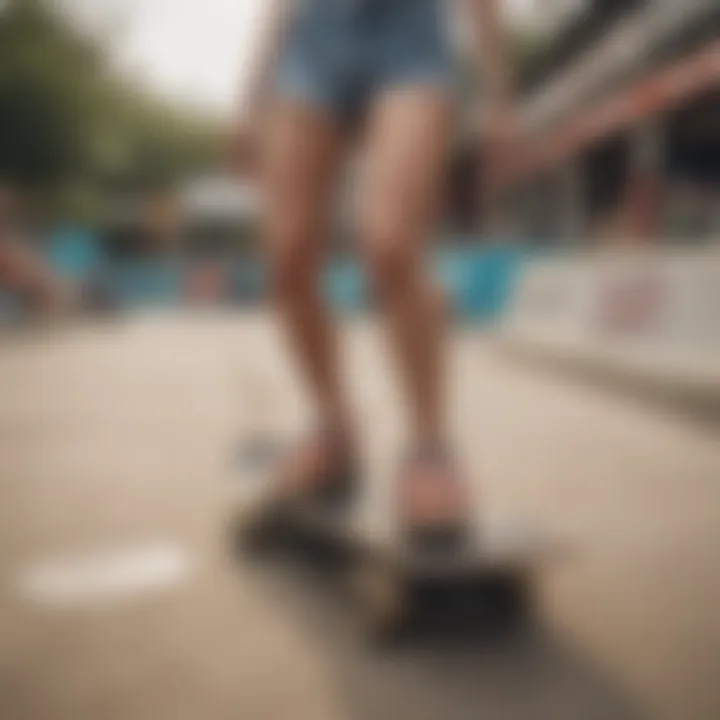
[
  {"left": 287, "top": 505, "right": 558, "bottom": 643},
  {"left": 231, "top": 448, "right": 564, "bottom": 644}
]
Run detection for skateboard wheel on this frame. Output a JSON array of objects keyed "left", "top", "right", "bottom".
[{"left": 234, "top": 504, "right": 289, "bottom": 558}]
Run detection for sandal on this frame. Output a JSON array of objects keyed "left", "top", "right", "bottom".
[
  {"left": 275, "top": 428, "right": 358, "bottom": 508},
  {"left": 396, "top": 446, "right": 471, "bottom": 551}
]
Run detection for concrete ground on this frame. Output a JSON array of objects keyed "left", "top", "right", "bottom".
[{"left": 1, "top": 311, "right": 718, "bottom": 720}]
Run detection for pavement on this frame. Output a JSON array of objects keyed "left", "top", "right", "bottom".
[
  {"left": 1, "top": 311, "right": 719, "bottom": 720},
  {"left": 499, "top": 330, "right": 720, "bottom": 424}
]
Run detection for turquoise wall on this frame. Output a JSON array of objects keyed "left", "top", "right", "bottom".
[{"left": 39, "top": 231, "right": 527, "bottom": 322}]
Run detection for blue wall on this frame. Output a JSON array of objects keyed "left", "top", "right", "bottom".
[
  {"left": 436, "top": 244, "right": 524, "bottom": 323},
  {"left": 325, "top": 244, "right": 526, "bottom": 323},
  {"left": 47, "top": 228, "right": 103, "bottom": 280},
  {"left": 39, "top": 230, "right": 527, "bottom": 322}
]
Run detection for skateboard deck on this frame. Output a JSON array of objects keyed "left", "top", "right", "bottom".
[
  {"left": 232, "top": 453, "right": 563, "bottom": 644},
  {"left": 288, "top": 505, "right": 559, "bottom": 643}
]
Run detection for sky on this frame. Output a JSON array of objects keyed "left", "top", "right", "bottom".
[{"left": 61, "top": 0, "right": 553, "bottom": 117}]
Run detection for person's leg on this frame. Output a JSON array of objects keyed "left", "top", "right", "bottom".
[
  {"left": 358, "top": 86, "right": 466, "bottom": 529},
  {"left": 263, "top": 100, "right": 355, "bottom": 491},
  {"left": 359, "top": 86, "right": 451, "bottom": 447}
]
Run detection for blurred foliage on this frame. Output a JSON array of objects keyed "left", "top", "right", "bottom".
[
  {"left": 0, "top": 0, "right": 224, "bottom": 223},
  {"left": 510, "top": 27, "right": 548, "bottom": 77}
]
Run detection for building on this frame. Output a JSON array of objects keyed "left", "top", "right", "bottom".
[{"left": 497, "top": 0, "right": 720, "bottom": 244}]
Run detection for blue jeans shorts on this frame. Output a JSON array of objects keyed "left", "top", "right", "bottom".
[{"left": 276, "top": 0, "right": 455, "bottom": 125}]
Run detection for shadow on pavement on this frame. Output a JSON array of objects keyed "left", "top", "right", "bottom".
[{"left": 236, "top": 548, "right": 646, "bottom": 720}]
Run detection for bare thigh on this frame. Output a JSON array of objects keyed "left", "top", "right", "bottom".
[
  {"left": 263, "top": 101, "right": 346, "bottom": 272},
  {"left": 357, "top": 87, "right": 452, "bottom": 263}
]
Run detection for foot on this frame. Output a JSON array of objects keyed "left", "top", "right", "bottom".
[
  {"left": 396, "top": 446, "right": 470, "bottom": 549},
  {"left": 275, "top": 427, "right": 357, "bottom": 508}
]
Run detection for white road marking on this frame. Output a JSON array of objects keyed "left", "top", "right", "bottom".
[{"left": 16, "top": 542, "right": 194, "bottom": 607}]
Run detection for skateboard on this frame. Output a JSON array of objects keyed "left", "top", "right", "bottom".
[
  {"left": 346, "top": 513, "right": 553, "bottom": 644},
  {"left": 280, "top": 504, "right": 555, "bottom": 644},
  {"left": 232, "top": 449, "right": 560, "bottom": 644}
]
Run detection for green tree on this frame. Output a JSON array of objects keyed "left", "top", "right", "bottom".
[
  {"left": 0, "top": 0, "right": 102, "bottom": 189},
  {"left": 0, "top": 0, "right": 223, "bottom": 222}
]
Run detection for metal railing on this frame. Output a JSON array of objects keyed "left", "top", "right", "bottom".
[{"left": 519, "top": 0, "right": 718, "bottom": 134}]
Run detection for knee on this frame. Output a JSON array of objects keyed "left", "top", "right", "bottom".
[
  {"left": 265, "top": 220, "right": 319, "bottom": 303},
  {"left": 362, "top": 226, "right": 419, "bottom": 305}
]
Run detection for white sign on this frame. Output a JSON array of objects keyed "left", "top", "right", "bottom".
[{"left": 503, "top": 246, "right": 720, "bottom": 389}]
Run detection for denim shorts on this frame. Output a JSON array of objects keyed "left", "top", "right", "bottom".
[{"left": 276, "top": 0, "right": 455, "bottom": 125}]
